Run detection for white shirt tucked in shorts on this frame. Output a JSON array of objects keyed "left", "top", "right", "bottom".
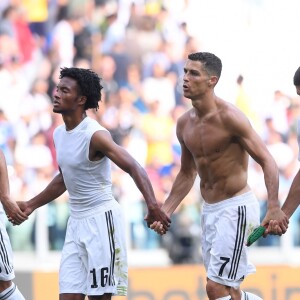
[{"left": 54, "top": 117, "right": 128, "bottom": 296}]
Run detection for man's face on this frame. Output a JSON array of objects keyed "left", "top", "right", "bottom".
[
  {"left": 53, "top": 77, "right": 82, "bottom": 114},
  {"left": 182, "top": 60, "right": 215, "bottom": 100}
]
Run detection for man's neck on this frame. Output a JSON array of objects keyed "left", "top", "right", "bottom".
[{"left": 62, "top": 112, "right": 87, "bottom": 131}]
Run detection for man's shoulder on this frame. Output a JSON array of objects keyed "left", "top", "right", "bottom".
[
  {"left": 86, "top": 117, "right": 108, "bottom": 132},
  {"left": 177, "top": 108, "right": 192, "bottom": 122},
  {"left": 218, "top": 99, "right": 248, "bottom": 119},
  {"left": 218, "top": 101, "right": 253, "bottom": 134},
  {"left": 53, "top": 124, "right": 65, "bottom": 134}
]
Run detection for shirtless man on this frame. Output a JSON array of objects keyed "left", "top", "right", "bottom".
[{"left": 151, "top": 52, "right": 288, "bottom": 300}]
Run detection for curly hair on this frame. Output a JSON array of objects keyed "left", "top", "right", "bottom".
[
  {"left": 188, "top": 52, "right": 222, "bottom": 78},
  {"left": 60, "top": 67, "right": 103, "bottom": 110},
  {"left": 293, "top": 66, "right": 300, "bottom": 86}
]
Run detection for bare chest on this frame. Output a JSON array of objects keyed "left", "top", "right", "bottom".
[{"left": 183, "top": 120, "right": 234, "bottom": 159}]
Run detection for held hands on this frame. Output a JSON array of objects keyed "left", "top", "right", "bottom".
[
  {"left": 144, "top": 204, "right": 171, "bottom": 235},
  {"left": 150, "top": 220, "right": 166, "bottom": 235},
  {"left": 4, "top": 199, "right": 28, "bottom": 226},
  {"left": 262, "top": 206, "right": 289, "bottom": 236},
  {"left": 6, "top": 201, "right": 32, "bottom": 226}
]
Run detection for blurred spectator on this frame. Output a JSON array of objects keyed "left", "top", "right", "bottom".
[
  {"left": 22, "top": 0, "right": 49, "bottom": 49},
  {"left": 0, "top": 4, "right": 36, "bottom": 63},
  {"left": 73, "top": 14, "right": 93, "bottom": 64},
  {"left": 0, "top": 5, "right": 16, "bottom": 37},
  {"left": 156, "top": 5, "right": 187, "bottom": 49},
  {"left": 264, "top": 120, "right": 294, "bottom": 170},
  {"left": 15, "top": 131, "right": 53, "bottom": 172},
  {"left": 235, "top": 74, "right": 261, "bottom": 132},
  {"left": 109, "top": 41, "right": 132, "bottom": 87},
  {"left": 100, "top": 2, "right": 126, "bottom": 54},
  {"left": 142, "top": 58, "right": 176, "bottom": 115},
  {"left": 100, "top": 85, "right": 140, "bottom": 145},
  {"left": 19, "top": 77, "right": 52, "bottom": 135},
  {"left": 0, "top": 6, "right": 20, "bottom": 67},
  {"left": 126, "top": 13, "right": 161, "bottom": 63},
  {"left": 15, "top": 7, "right": 37, "bottom": 63},
  {"left": 141, "top": 100, "right": 174, "bottom": 166},
  {"left": 122, "top": 63, "right": 147, "bottom": 113},
  {"left": 0, "top": 47, "right": 33, "bottom": 122},
  {"left": 142, "top": 40, "right": 171, "bottom": 78},
  {"left": 96, "top": 54, "right": 118, "bottom": 103},
  {"left": 268, "top": 90, "right": 291, "bottom": 141},
  {"left": 0, "top": 1, "right": 10, "bottom": 16},
  {"left": 0, "top": 109, "right": 15, "bottom": 165},
  {"left": 48, "top": 7, "right": 80, "bottom": 67},
  {"left": 1, "top": 0, "right": 300, "bottom": 261}
]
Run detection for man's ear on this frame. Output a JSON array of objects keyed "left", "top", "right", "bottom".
[
  {"left": 79, "top": 95, "right": 87, "bottom": 106},
  {"left": 208, "top": 76, "right": 218, "bottom": 87}
]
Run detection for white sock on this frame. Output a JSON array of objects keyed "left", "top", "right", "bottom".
[
  {"left": 242, "top": 290, "right": 263, "bottom": 300},
  {"left": 216, "top": 296, "right": 231, "bottom": 300},
  {"left": 0, "top": 283, "right": 25, "bottom": 300}
]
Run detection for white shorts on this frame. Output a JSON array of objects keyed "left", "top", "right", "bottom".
[
  {"left": 0, "top": 206, "right": 15, "bottom": 281},
  {"left": 201, "top": 191, "right": 260, "bottom": 288},
  {"left": 59, "top": 200, "right": 128, "bottom": 296}
]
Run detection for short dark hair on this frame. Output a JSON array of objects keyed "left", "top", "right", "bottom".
[
  {"left": 293, "top": 67, "right": 300, "bottom": 86},
  {"left": 59, "top": 67, "right": 103, "bottom": 110},
  {"left": 188, "top": 52, "right": 222, "bottom": 78}
]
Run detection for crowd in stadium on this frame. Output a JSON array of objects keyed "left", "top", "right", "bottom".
[{"left": 0, "top": 0, "right": 300, "bottom": 264}]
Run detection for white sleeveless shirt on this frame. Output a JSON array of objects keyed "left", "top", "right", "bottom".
[{"left": 53, "top": 117, "right": 114, "bottom": 215}]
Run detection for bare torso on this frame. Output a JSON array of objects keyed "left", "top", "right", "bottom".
[
  {"left": 160, "top": 57, "right": 286, "bottom": 239},
  {"left": 179, "top": 100, "right": 251, "bottom": 203}
]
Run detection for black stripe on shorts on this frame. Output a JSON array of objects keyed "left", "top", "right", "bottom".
[
  {"left": 228, "top": 205, "right": 246, "bottom": 279},
  {"left": 0, "top": 229, "right": 12, "bottom": 274},
  {"left": 105, "top": 210, "right": 116, "bottom": 286}
]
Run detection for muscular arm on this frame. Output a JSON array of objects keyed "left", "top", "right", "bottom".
[
  {"left": 162, "top": 119, "right": 198, "bottom": 217},
  {"left": 228, "top": 106, "right": 288, "bottom": 229},
  {"left": 241, "top": 129, "right": 280, "bottom": 209},
  {"left": 90, "top": 130, "right": 171, "bottom": 228}
]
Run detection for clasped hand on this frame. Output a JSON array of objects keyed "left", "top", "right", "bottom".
[
  {"left": 144, "top": 205, "right": 171, "bottom": 235},
  {"left": 6, "top": 201, "right": 31, "bottom": 226}
]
